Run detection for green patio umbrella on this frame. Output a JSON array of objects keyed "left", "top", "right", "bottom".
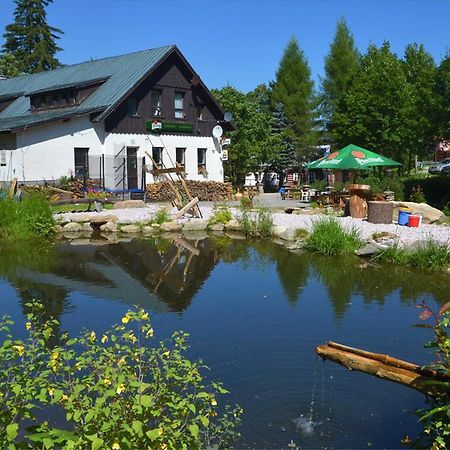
[{"left": 306, "top": 144, "right": 402, "bottom": 170}]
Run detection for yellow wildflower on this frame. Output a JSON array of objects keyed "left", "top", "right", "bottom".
[
  {"left": 112, "top": 443, "right": 120, "bottom": 450},
  {"left": 48, "top": 387, "right": 54, "bottom": 397},
  {"left": 60, "top": 394, "right": 69, "bottom": 402},
  {"left": 146, "top": 328, "right": 154, "bottom": 337},
  {"left": 162, "top": 351, "right": 170, "bottom": 359},
  {"left": 116, "top": 383, "right": 126, "bottom": 394},
  {"left": 25, "top": 322, "right": 32, "bottom": 330},
  {"left": 13, "top": 345, "right": 25, "bottom": 356},
  {"left": 51, "top": 351, "right": 59, "bottom": 360},
  {"left": 75, "top": 362, "right": 82, "bottom": 371},
  {"left": 103, "top": 378, "right": 112, "bottom": 386},
  {"left": 117, "top": 357, "right": 126, "bottom": 366},
  {"left": 141, "top": 312, "right": 149, "bottom": 321},
  {"left": 101, "top": 335, "right": 108, "bottom": 343},
  {"left": 121, "top": 316, "right": 130, "bottom": 324},
  {"left": 211, "top": 398, "right": 217, "bottom": 406},
  {"left": 90, "top": 331, "right": 96, "bottom": 342}
]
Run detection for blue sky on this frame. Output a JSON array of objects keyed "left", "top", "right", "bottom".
[{"left": 0, "top": 0, "right": 449, "bottom": 92}]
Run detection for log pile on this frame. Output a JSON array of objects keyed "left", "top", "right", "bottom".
[{"left": 147, "top": 181, "right": 233, "bottom": 202}]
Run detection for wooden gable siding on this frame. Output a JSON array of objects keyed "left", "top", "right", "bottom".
[{"left": 104, "top": 51, "right": 224, "bottom": 136}]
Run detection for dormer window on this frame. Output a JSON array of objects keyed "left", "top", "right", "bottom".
[{"left": 30, "top": 88, "right": 79, "bottom": 111}]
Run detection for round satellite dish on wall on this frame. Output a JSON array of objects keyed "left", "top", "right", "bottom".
[
  {"left": 212, "top": 125, "right": 223, "bottom": 139},
  {"left": 224, "top": 111, "right": 233, "bottom": 123}
]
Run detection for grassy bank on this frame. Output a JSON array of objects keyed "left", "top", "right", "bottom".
[{"left": 0, "top": 194, "right": 54, "bottom": 239}]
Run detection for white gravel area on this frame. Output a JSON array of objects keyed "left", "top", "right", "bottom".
[{"left": 56, "top": 205, "right": 450, "bottom": 247}]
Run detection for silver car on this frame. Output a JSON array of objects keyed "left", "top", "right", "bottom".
[{"left": 428, "top": 158, "right": 450, "bottom": 174}]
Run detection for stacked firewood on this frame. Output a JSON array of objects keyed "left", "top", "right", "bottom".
[
  {"left": 147, "top": 181, "right": 233, "bottom": 202},
  {"left": 65, "top": 178, "right": 102, "bottom": 195}
]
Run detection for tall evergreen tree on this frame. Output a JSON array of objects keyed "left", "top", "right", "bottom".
[
  {"left": 333, "top": 42, "right": 411, "bottom": 165},
  {"left": 2, "top": 0, "right": 63, "bottom": 74},
  {"left": 321, "top": 18, "right": 359, "bottom": 137},
  {"left": 402, "top": 44, "right": 437, "bottom": 168},
  {"left": 271, "top": 37, "right": 317, "bottom": 162}
]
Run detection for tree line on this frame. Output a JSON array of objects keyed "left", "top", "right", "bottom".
[
  {"left": 1, "top": 3, "right": 449, "bottom": 184},
  {"left": 215, "top": 20, "right": 450, "bottom": 184}
]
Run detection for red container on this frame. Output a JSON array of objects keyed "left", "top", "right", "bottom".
[{"left": 408, "top": 215, "right": 421, "bottom": 227}]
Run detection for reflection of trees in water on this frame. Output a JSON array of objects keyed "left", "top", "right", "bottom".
[{"left": 310, "top": 254, "right": 450, "bottom": 319}]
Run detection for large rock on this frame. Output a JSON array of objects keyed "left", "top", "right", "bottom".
[
  {"left": 90, "top": 215, "right": 118, "bottom": 225},
  {"left": 63, "top": 222, "right": 82, "bottom": 233},
  {"left": 392, "top": 202, "right": 445, "bottom": 224},
  {"left": 53, "top": 224, "right": 63, "bottom": 233},
  {"left": 209, "top": 223, "right": 224, "bottom": 232},
  {"left": 355, "top": 242, "right": 383, "bottom": 257},
  {"left": 120, "top": 224, "right": 141, "bottom": 234},
  {"left": 272, "top": 226, "right": 296, "bottom": 241},
  {"left": 142, "top": 226, "right": 158, "bottom": 235},
  {"left": 100, "top": 221, "right": 118, "bottom": 232},
  {"left": 68, "top": 213, "right": 91, "bottom": 223},
  {"left": 160, "top": 221, "right": 183, "bottom": 232},
  {"left": 114, "top": 200, "right": 145, "bottom": 209},
  {"left": 82, "top": 222, "right": 93, "bottom": 232},
  {"left": 225, "top": 219, "right": 242, "bottom": 231},
  {"left": 183, "top": 219, "right": 208, "bottom": 231}
]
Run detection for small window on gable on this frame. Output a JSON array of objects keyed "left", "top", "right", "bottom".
[
  {"left": 151, "top": 90, "right": 161, "bottom": 116},
  {"left": 32, "top": 96, "right": 42, "bottom": 109},
  {"left": 197, "top": 105, "right": 203, "bottom": 120},
  {"left": 128, "top": 97, "right": 138, "bottom": 116},
  {"left": 174, "top": 92, "right": 184, "bottom": 119},
  {"left": 45, "top": 94, "right": 53, "bottom": 107}
]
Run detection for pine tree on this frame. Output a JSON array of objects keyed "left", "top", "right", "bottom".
[
  {"left": 2, "top": 0, "right": 63, "bottom": 74},
  {"left": 321, "top": 18, "right": 359, "bottom": 136},
  {"left": 271, "top": 37, "right": 317, "bottom": 162}
]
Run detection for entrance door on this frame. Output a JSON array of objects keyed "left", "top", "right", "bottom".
[{"left": 127, "top": 147, "right": 138, "bottom": 189}]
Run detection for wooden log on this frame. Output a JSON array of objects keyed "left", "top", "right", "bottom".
[
  {"left": 367, "top": 201, "right": 394, "bottom": 224},
  {"left": 150, "top": 167, "right": 185, "bottom": 175},
  {"left": 8, "top": 177, "right": 17, "bottom": 198},
  {"left": 173, "top": 197, "right": 199, "bottom": 220},
  {"left": 316, "top": 341, "right": 450, "bottom": 398}
]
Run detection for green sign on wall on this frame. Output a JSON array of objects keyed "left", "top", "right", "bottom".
[{"left": 146, "top": 120, "right": 193, "bottom": 133}]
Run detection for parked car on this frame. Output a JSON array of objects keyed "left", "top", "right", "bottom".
[{"left": 428, "top": 158, "right": 450, "bottom": 174}]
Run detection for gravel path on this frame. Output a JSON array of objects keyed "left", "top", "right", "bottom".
[{"left": 57, "top": 205, "right": 450, "bottom": 247}]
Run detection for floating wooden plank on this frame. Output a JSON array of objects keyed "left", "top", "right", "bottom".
[
  {"left": 150, "top": 167, "right": 185, "bottom": 176},
  {"left": 316, "top": 341, "right": 450, "bottom": 398},
  {"left": 173, "top": 197, "right": 199, "bottom": 220}
]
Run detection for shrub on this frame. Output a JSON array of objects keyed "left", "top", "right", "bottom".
[
  {"left": 416, "top": 302, "right": 450, "bottom": 448},
  {"left": 409, "top": 185, "right": 427, "bottom": 203},
  {"left": 355, "top": 171, "right": 405, "bottom": 200},
  {"left": 208, "top": 205, "right": 232, "bottom": 226},
  {"left": 151, "top": 208, "right": 170, "bottom": 225},
  {"left": 0, "top": 193, "right": 54, "bottom": 239},
  {"left": 403, "top": 176, "right": 450, "bottom": 210},
  {"left": 238, "top": 207, "right": 273, "bottom": 237},
  {"left": 374, "top": 240, "right": 450, "bottom": 271},
  {"left": 305, "top": 218, "right": 363, "bottom": 255},
  {"left": 0, "top": 303, "right": 242, "bottom": 450}
]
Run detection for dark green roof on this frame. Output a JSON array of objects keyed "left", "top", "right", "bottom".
[{"left": 0, "top": 46, "right": 174, "bottom": 132}]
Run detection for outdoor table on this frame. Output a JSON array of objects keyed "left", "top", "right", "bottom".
[{"left": 348, "top": 184, "right": 370, "bottom": 218}]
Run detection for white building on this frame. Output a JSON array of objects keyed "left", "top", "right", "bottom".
[{"left": 0, "top": 46, "right": 231, "bottom": 190}]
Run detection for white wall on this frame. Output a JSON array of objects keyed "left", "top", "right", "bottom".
[
  {"left": 1, "top": 116, "right": 224, "bottom": 188},
  {"left": 5, "top": 115, "right": 104, "bottom": 183}
]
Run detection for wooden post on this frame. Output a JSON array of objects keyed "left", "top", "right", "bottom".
[
  {"left": 8, "top": 177, "right": 17, "bottom": 198},
  {"left": 173, "top": 197, "right": 199, "bottom": 220}
]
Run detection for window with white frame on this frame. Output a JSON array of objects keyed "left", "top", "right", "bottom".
[
  {"left": 151, "top": 90, "right": 161, "bottom": 116},
  {"left": 197, "top": 148, "right": 206, "bottom": 174},
  {"left": 176, "top": 148, "right": 185, "bottom": 168},
  {"left": 174, "top": 92, "right": 184, "bottom": 119}
]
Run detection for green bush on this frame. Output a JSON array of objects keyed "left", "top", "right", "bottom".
[
  {"left": 404, "top": 176, "right": 450, "bottom": 210},
  {"left": 355, "top": 171, "right": 404, "bottom": 200},
  {"left": 239, "top": 196, "right": 252, "bottom": 209},
  {"left": 374, "top": 240, "right": 450, "bottom": 271},
  {"left": 208, "top": 205, "right": 232, "bottom": 226},
  {"left": 0, "top": 194, "right": 54, "bottom": 239},
  {"left": 151, "top": 208, "right": 170, "bottom": 225},
  {"left": 238, "top": 207, "right": 273, "bottom": 237},
  {"left": 305, "top": 218, "right": 363, "bottom": 256},
  {"left": 0, "top": 303, "right": 242, "bottom": 450}
]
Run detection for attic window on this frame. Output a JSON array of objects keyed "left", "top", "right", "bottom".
[
  {"left": 127, "top": 97, "right": 139, "bottom": 117},
  {"left": 31, "top": 88, "right": 78, "bottom": 111}
]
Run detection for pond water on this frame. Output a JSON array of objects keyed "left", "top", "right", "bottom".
[{"left": 1, "top": 235, "right": 449, "bottom": 449}]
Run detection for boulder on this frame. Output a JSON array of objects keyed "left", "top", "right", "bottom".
[
  {"left": 160, "top": 221, "right": 183, "bottom": 232},
  {"left": 120, "top": 224, "right": 141, "bottom": 234},
  {"left": 53, "top": 224, "right": 63, "bottom": 233},
  {"left": 355, "top": 242, "right": 383, "bottom": 257},
  {"left": 90, "top": 215, "right": 118, "bottom": 225},
  {"left": 183, "top": 219, "right": 208, "bottom": 231},
  {"left": 68, "top": 213, "right": 92, "bottom": 223},
  {"left": 63, "top": 222, "right": 82, "bottom": 233},
  {"left": 225, "top": 219, "right": 242, "bottom": 231},
  {"left": 272, "top": 226, "right": 296, "bottom": 241},
  {"left": 392, "top": 202, "right": 445, "bottom": 224},
  {"left": 100, "top": 221, "right": 118, "bottom": 232},
  {"left": 142, "top": 226, "right": 158, "bottom": 235},
  {"left": 114, "top": 200, "right": 145, "bottom": 209},
  {"left": 82, "top": 222, "right": 94, "bottom": 232},
  {"left": 209, "top": 223, "right": 224, "bottom": 232}
]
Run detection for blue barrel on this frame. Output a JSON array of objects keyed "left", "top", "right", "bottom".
[{"left": 398, "top": 209, "right": 412, "bottom": 226}]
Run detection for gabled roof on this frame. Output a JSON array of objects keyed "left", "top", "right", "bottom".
[{"left": 0, "top": 45, "right": 174, "bottom": 132}]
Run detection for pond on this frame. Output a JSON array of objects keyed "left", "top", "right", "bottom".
[{"left": 1, "top": 235, "right": 448, "bottom": 448}]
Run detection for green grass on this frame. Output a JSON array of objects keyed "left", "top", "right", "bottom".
[
  {"left": 0, "top": 194, "right": 54, "bottom": 239},
  {"left": 238, "top": 207, "right": 273, "bottom": 238},
  {"left": 151, "top": 207, "right": 170, "bottom": 225},
  {"left": 209, "top": 205, "right": 232, "bottom": 226},
  {"left": 305, "top": 218, "right": 363, "bottom": 256},
  {"left": 374, "top": 240, "right": 450, "bottom": 271}
]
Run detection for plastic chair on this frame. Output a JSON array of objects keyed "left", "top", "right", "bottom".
[{"left": 300, "top": 189, "right": 310, "bottom": 203}]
